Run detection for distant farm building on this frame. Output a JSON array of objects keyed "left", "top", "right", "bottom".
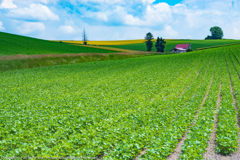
[{"left": 170, "top": 44, "right": 191, "bottom": 53}]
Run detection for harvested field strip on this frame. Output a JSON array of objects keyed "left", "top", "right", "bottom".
[
  {"left": 61, "top": 39, "right": 149, "bottom": 45},
  {"left": 68, "top": 43, "right": 137, "bottom": 53},
  {"left": 0, "top": 53, "right": 157, "bottom": 72}
]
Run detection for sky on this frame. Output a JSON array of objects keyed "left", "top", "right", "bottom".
[{"left": 0, "top": 0, "right": 240, "bottom": 40}]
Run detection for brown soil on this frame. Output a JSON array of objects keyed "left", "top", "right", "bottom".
[
  {"left": 95, "top": 152, "right": 105, "bottom": 160},
  {"left": 135, "top": 149, "right": 148, "bottom": 160},
  {"left": 0, "top": 52, "right": 148, "bottom": 61},
  {"left": 203, "top": 82, "right": 222, "bottom": 160}
]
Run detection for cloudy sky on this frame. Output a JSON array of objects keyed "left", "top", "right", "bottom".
[{"left": 0, "top": 0, "right": 239, "bottom": 40}]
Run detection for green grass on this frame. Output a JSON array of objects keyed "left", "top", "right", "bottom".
[
  {"left": 106, "top": 39, "right": 240, "bottom": 52},
  {"left": 0, "top": 32, "right": 118, "bottom": 55}
]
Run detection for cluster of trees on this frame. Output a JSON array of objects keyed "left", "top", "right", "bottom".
[
  {"left": 145, "top": 32, "right": 166, "bottom": 52},
  {"left": 205, "top": 26, "right": 224, "bottom": 40}
]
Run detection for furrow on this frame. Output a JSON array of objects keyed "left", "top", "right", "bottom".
[
  {"left": 169, "top": 55, "right": 216, "bottom": 160},
  {"left": 175, "top": 50, "right": 218, "bottom": 159},
  {"left": 177, "top": 58, "right": 208, "bottom": 98},
  {"left": 203, "top": 80, "right": 222, "bottom": 159},
  {"left": 137, "top": 52, "right": 215, "bottom": 159},
  {"left": 215, "top": 52, "right": 238, "bottom": 155}
]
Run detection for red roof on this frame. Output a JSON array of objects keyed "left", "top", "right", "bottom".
[{"left": 175, "top": 44, "right": 190, "bottom": 49}]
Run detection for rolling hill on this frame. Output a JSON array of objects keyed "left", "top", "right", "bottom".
[{"left": 0, "top": 32, "right": 117, "bottom": 55}]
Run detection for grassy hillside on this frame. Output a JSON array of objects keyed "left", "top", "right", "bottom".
[
  {"left": 2, "top": 44, "right": 240, "bottom": 158},
  {"left": 0, "top": 32, "right": 118, "bottom": 55},
  {"left": 105, "top": 39, "right": 240, "bottom": 52}
]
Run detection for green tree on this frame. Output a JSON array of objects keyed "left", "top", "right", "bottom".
[
  {"left": 145, "top": 32, "right": 154, "bottom": 51},
  {"left": 155, "top": 37, "right": 166, "bottom": 52},
  {"left": 205, "top": 26, "right": 224, "bottom": 39},
  {"left": 83, "top": 28, "right": 88, "bottom": 45}
]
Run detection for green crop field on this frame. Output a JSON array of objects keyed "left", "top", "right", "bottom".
[
  {"left": 1, "top": 44, "right": 240, "bottom": 159},
  {"left": 0, "top": 32, "right": 118, "bottom": 55},
  {"left": 106, "top": 39, "right": 240, "bottom": 52}
]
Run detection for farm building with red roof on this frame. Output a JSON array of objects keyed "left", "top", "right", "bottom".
[{"left": 170, "top": 43, "right": 191, "bottom": 53}]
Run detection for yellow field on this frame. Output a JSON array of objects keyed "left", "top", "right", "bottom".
[
  {"left": 69, "top": 43, "right": 138, "bottom": 53},
  {"left": 54, "top": 39, "right": 173, "bottom": 46},
  {"left": 60, "top": 39, "right": 146, "bottom": 45}
]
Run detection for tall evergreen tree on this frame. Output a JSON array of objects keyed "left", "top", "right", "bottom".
[
  {"left": 145, "top": 32, "right": 154, "bottom": 51},
  {"left": 83, "top": 28, "right": 88, "bottom": 45},
  {"left": 155, "top": 37, "right": 166, "bottom": 52}
]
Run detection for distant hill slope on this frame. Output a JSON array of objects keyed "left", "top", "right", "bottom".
[
  {"left": 0, "top": 32, "right": 117, "bottom": 55},
  {"left": 104, "top": 39, "right": 240, "bottom": 52}
]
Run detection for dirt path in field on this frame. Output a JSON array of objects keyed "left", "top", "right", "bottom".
[
  {"left": 168, "top": 56, "right": 215, "bottom": 160},
  {"left": 0, "top": 52, "right": 149, "bottom": 61},
  {"left": 67, "top": 43, "right": 141, "bottom": 53},
  {"left": 203, "top": 81, "right": 222, "bottom": 160},
  {"left": 135, "top": 149, "right": 148, "bottom": 160}
]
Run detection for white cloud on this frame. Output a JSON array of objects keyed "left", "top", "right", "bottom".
[
  {"left": 1, "top": 0, "right": 240, "bottom": 40},
  {"left": 0, "top": 0, "right": 17, "bottom": 9},
  {"left": 82, "top": 2, "right": 172, "bottom": 27},
  {"left": 59, "top": 25, "right": 75, "bottom": 34},
  {"left": 122, "top": 3, "right": 172, "bottom": 26},
  {"left": 8, "top": 4, "right": 59, "bottom": 21},
  {"left": 162, "top": 26, "right": 178, "bottom": 37},
  {"left": 0, "top": 21, "right": 5, "bottom": 30},
  {"left": 74, "top": 0, "right": 154, "bottom": 5},
  {"left": 17, "top": 21, "right": 45, "bottom": 34},
  {"left": 232, "top": 27, "right": 240, "bottom": 39}
]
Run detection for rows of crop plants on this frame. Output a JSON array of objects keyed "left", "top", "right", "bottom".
[
  {"left": 141, "top": 51, "right": 216, "bottom": 159},
  {"left": 101, "top": 53, "right": 212, "bottom": 159},
  {"left": 0, "top": 32, "right": 117, "bottom": 55},
  {"left": 0, "top": 51, "right": 206, "bottom": 157},
  {"left": 180, "top": 54, "right": 220, "bottom": 159},
  {"left": 215, "top": 51, "right": 239, "bottom": 155},
  {"left": 1, "top": 45, "right": 240, "bottom": 158},
  {"left": 61, "top": 54, "right": 207, "bottom": 158},
  {"left": 0, "top": 50, "right": 208, "bottom": 157},
  {"left": 105, "top": 39, "right": 240, "bottom": 52},
  {"left": 228, "top": 47, "right": 240, "bottom": 112}
]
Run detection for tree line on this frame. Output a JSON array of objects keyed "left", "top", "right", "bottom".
[{"left": 145, "top": 32, "right": 166, "bottom": 52}]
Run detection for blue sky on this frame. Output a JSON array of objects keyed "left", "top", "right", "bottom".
[{"left": 0, "top": 0, "right": 240, "bottom": 40}]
